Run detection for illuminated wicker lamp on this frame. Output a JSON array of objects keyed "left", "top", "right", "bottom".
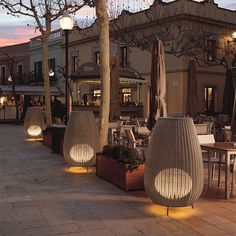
[
  {"left": 24, "top": 107, "right": 45, "bottom": 138},
  {"left": 228, "top": 32, "right": 236, "bottom": 44},
  {"left": 232, "top": 32, "right": 236, "bottom": 42},
  {"left": 63, "top": 111, "right": 100, "bottom": 168},
  {"left": 144, "top": 117, "right": 203, "bottom": 215}
]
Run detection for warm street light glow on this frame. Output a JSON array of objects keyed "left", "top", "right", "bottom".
[
  {"left": 232, "top": 32, "right": 236, "bottom": 41},
  {"left": 155, "top": 168, "right": 192, "bottom": 199},
  {"left": 28, "top": 125, "right": 42, "bottom": 136},
  {"left": 8, "top": 76, "right": 12, "bottom": 82},
  {"left": 59, "top": 14, "right": 74, "bottom": 31},
  {"left": 228, "top": 32, "right": 236, "bottom": 44},
  {"left": 49, "top": 69, "right": 54, "bottom": 77}
]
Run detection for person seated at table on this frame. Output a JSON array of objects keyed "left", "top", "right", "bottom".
[{"left": 51, "top": 96, "right": 65, "bottom": 124}]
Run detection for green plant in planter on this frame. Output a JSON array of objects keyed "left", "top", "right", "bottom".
[{"left": 101, "top": 145, "right": 145, "bottom": 172}]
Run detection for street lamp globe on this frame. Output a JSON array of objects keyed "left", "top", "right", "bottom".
[
  {"left": 59, "top": 14, "right": 74, "bottom": 31},
  {"left": 49, "top": 69, "right": 55, "bottom": 77}
]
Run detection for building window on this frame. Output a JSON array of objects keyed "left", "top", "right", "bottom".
[
  {"left": 72, "top": 56, "right": 79, "bottom": 72},
  {"left": 92, "top": 89, "right": 101, "bottom": 105},
  {"left": 94, "top": 52, "right": 100, "bottom": 64},
  {"left": 120, "top": 46, "right": 128, "bottom": 67},
  {"left": 204, "top": 85, "right": 217, "bottom": 114},
  {"left": 206, "top": 39, "right": 216, "bottom": 62},
  {"left": 120, "top": 87, "right": 131, "bottom": 104},
  {"left": 17, "top": 64, "right": 23, "bottom": 81},
  {"left": 0, "top": 66, "right": 6, "bottom": 84},
  {"left": 34, "top": 61, "right": 42, "bottom": 81}
]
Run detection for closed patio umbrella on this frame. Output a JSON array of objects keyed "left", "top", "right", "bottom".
[
  {"left": 229, "top": 68, "right": 236, "bottom": 138},
  {"left": 109, "top": 55, "right": 120, "bottom": 121},
  {"left": 147, "top": 39, "right": 167, "bottom": 131},
  {"left": 186, "top": 59, "right": 198, "bottom": 118},
  {"left": 222, "top": 68, "right": 234, "bottom": 116}
]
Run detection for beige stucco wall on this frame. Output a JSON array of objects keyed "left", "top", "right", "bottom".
[
  {"left": 68, "top": 37, "right": 227, "bottom": 116},
  {"left": 65, "top": 0, "right": 235, "bottom": 117}
]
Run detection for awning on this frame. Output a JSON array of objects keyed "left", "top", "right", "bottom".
[
  {"left": 119, "top": 77, "right": 147, "bottom": 84},
  {"left": 71, "top": 62, "right": 147, "bottom": 84},
  {"left": 0, "top": 85, "right": 64, "bottom": 96}
]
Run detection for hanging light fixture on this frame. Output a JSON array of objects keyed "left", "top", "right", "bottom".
[{"left": 144, "top": 117, "right": 203, "bottom": 214}]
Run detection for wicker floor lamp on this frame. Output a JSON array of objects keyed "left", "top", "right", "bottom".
[
  {"left": 24, "top": 107, "right": 45, "bottom": 138},
  {"left": 144, "top": 117, "right": 203, "bottom": 214},
  {"left": 63, "top": 111, "right": 100, "bottom": 168}
]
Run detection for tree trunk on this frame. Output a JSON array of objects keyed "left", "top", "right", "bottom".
[
  {"left": 42, "top": 34, "right": 52, "bottom": 127},
  {"left": 96, "top": 0, "right": 110, "bottom": 150},
  {"left": 15, "top": 95, "right": 20, "bottom": 124}
]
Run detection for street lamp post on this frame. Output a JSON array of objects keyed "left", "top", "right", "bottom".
[
  {"left": 59, "top": 14, "right": 74, "bottom": 124},
  {"left": 8, "top": 75, "right": 19, "bottom": 124}
]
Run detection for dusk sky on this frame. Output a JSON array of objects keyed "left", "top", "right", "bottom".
[{"left": 0, "top": 0, "right": 235, "bottom": 47}]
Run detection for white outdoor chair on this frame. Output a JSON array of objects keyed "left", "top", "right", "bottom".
[
  {"left": 108, "top": 121, "right": 122, "bottom": 145},
  {"left": 195, "top": 124, "right": 209, "bottom": 135},
  {"left": 124, "top": 129, "right": 146, "bottom": 159},
  {"left": 223, "top": 126, "right": 232, "bottom": 142},
  {"left": 198, "top": 134, "right": 221, "bottom": 186}
]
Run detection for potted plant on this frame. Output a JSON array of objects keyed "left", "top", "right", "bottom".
[
  {"left": 42, "top": 126, "right": 65, "bottom": 155},
  {"left": 42, "top": 127, "right": 53, "bottom": 148},
  {"left": 96, "top": 145, "right": 145, "bottom": 191}
]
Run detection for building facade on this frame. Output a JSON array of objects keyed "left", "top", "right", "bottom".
[
  {"left": 65, "top": 0, "right": 236, "bottom": 118},
  {"left": 1, "top": 0, "right": 236, "bottom": 120},
  {"left": 0, "top": 42, "right": 30, "bottom": 85}
]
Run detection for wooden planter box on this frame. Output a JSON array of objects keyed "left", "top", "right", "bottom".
[
  {"left": 43, "top": 134, "right": 52, "bottom": 148},
  {"left": 96, "top": 154, "right": 144, "bottom": 191},
  {"left": 59, "top": 138, "right": 64, "bottom": 156}
]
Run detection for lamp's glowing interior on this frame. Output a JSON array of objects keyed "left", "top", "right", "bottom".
[
  {"left": 69, "top": 144, "right": 94, "bottom": 163},
  {"left": 155, "top": 168, "right": 192, "bottom": 199},
  {"left": 232, "top": 31, "right": 236, "bottom": 39},
  {"left": 28, "top": 125, "right": 42, "bottom": 136}
]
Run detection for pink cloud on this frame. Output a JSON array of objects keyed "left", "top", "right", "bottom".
[{"left": 0, "top": 25, "right": 39, "bottom": 47}]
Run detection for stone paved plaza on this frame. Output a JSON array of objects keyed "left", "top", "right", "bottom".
[{"left": 1, "top": 124, "right": 236, "bottom": 236}]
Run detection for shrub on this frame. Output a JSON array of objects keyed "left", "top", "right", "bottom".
[{"left": 101, "top": 145, "right": 145, "bottom": 171}]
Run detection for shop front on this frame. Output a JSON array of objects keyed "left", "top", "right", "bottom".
[
  {"left": 71, "top": 62, "right": 146, "bottom": 118},
  {"left": 0, "top": 85, "right": 63, "bottom": 121}
]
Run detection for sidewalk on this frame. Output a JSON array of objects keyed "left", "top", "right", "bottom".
[{"left": 0, "top": 124, "right": 235, "bottom": 236}]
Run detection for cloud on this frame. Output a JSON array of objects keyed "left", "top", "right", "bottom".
[{"left": 0, "top": 24, "right": 38, "bottom": 46}]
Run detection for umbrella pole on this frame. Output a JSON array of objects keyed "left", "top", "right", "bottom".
[{"left": 231, "top": 88, "right": 236, "bottom": 139}]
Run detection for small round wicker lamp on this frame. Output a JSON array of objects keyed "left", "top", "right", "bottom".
[
  {"left": 24, "top": 107, "right": 45, "bottom": 138},
  {"left": 144, "top": 117, "right": 203, "bottom": 213},
  {"left": 63, "top": 111, "right": 100, "bottom": 167}
]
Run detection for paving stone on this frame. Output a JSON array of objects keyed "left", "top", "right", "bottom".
[{"left": 0, "top": 124, "right": 236, "bottom": 236}]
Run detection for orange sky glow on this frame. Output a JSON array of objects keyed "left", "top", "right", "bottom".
[{"left": 0, "top": 28, "right": 39, "bottom": 46}]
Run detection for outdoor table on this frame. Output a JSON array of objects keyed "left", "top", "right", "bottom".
[{"left": 201, "top": 142, "right": 236, "bottom": 199}]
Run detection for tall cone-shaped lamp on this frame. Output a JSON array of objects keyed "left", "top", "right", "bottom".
[
  {"left": 63, "top": 111, "right": 100, "bottom": 167},
  {"left": 24, "top": 107, "right": 45, "bottom": 138},
  {"left": 144, "top": 117, "right": 203, "bottom": 209}
]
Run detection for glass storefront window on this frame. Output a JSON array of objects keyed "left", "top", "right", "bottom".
[
  {"left": 204, "top": 85, "right": 217, "bottom": 114},
  {"left": 121, "top": 88, "right": 131, "bottom": 103}
]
